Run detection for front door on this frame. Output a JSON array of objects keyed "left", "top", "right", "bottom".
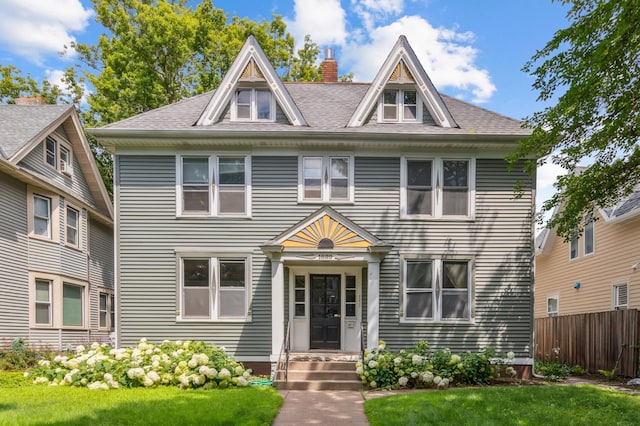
[{"left": 310, "top": 274, "right": 341, "bottom": 349}]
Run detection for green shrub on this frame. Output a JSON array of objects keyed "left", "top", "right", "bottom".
[
  {"left": 534, "top": 360, "right": 572, "bottom": 381},
  {"left": 356, "top": 341, "right": 516, "bottom": 390},
  {"left": 25, "top": 339, "right": 251, "bottom": 390},
  {"left": 0, "top": 338, "right": 55, "bottom": 371}
]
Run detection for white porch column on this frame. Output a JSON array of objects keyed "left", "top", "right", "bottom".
[
  {"left": 367, "top": 259, "right": 380, "bottom": 349},
  {"left": 271, "top": 255, "right": 285, "bottom": 359}
]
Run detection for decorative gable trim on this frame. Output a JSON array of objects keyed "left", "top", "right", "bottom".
[
  {"left": 347, "top": 35, "right": 457, "bottom": 128},
  {"left": 196, "top": 35, "right": 307, "bottom": 126},
  {"left": 261, "top": 206, "right": 390, "bottom": 253}
]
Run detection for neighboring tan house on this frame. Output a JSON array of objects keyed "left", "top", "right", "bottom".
[
  {"left": 535, "top": 188, "right": 640, "bottom": 317},
  {"left": 0, "top": 103, "right": 114, "bottom": 349},
  {"left": 89, "top": 35, "right": 535, "bottom": 374}
]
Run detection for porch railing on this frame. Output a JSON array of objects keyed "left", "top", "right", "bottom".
[
  {"left": 272, "top": 320, "right": 291, "bottom": 383},
  {"left": 360, "top": 322, "right": 366, "bottom": 363}
]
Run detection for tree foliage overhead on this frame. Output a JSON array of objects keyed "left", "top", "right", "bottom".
[
  {"left": 72, "top": 0, "right": 301, "bottom": 126},
  {"left": 0, "top": 65, "right": 83, "bottom": 105},
  {"left": 509, "top": 0, "right": 640, "bottom": 239}
]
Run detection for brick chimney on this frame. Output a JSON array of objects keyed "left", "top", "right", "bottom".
[
  {"left": 321, "top": 48, "right": 338, "bottom": 83},
  {"left": 15, "top": 96, "right": 47, "bottom": 105}
]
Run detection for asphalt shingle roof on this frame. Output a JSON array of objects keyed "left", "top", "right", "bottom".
[
  {"left": 99, "top": 82, "right": 529, "bottom": 137},
  {"left": 0, "top": 105, "right": 72, "bottom": 159}
]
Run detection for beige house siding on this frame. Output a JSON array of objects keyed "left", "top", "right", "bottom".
[{"left": 535, "top": 211, "right": 640, "bottom": 318}]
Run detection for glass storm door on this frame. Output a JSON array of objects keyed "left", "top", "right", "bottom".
[{"left": 310, "top": 274, "right": 341, "bottom": 349}]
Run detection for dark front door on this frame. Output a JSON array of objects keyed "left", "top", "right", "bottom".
[{"left": 310, "top": 274, "right": 341, "bottom": 350}]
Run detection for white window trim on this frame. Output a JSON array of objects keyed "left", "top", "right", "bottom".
[
  {"left": 43, "top": 134, "right": 73, "bottom": 176},
  {"left": 98, "top": 289, "right": 115, "bottom": 331},
  {"left": 176, "top": 252, "right": 252, "bottom": 322},
  {"left": 64, "top": 202, "right": 82, "bottom": 250},
  {"left": 400, "top": 157, "right": 475, "bottom": 220},
  {"left": 613, "top": 283, "right": 628, "bottom": 310},
  {"left": 378, "top": 88, "right": 423, "bottom": 123},
  {"left": 29, "top": 272, "right": 89, "bottom": 330},
  {"left": 34, "top": 278, "right": 53, "bottom": 326},
  {"left": 230, "top": 88, "right": 276, "bottom": 122},
  {"left": 297, "top": 154, "right": 355, "bottom": 203},
  {"left": 547, "top": 296, "right": 559, "bottom": 317},
  {"left": 27, "top": 187, "right": 60, "bottom": 243},
  {"left": 175, "top": 155, "right": 252, "bottom": 218},
  {"left": 400, "top": 254, "right": 474, "bottom": 323},
  {"left": 583, "top": 215, "right": 595, "bottom": 256}
]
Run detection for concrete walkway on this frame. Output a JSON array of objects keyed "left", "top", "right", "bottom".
[{"left": 273, "top": 390, "right": 369, "bottom": 425}]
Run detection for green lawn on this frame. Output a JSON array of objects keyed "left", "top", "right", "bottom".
[
  {"left": 0, "top": 372, "right": 282, "bottom": 426},
  {"left": 365, "top": 385, "right": 640, "bottom": 426}
]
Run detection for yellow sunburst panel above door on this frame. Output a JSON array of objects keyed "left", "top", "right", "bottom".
[{"left": 282, "top": 214, "right": 371, "bottom": 248}]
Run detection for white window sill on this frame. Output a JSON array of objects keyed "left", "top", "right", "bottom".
[
  {"left": 400, "top": 318, "right": 475, "bottom": 325},
  {"left": 297, "top": 200, "right": 355, "bottom": 205},
  {"left": 176, "top": 214, "right": 252, "bottom": 220},
  {"left": 176, "top": 317, "right": 252, "bottom": 323}
]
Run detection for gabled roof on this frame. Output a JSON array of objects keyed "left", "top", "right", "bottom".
[
  {"left": 600, "top": 186, "right": 640, "bottom": 223},
  {"left": 196, "top": 35, "right": 307, "bottom": 127},
  {"left": 347, "top": 35, "right": 457, "bottom": 128},
  {"left": 262, "top": 206, "right": 390, "bottom": 253},
  {"left": 0, "top": 104, "right": 113, "bottom": 222}
]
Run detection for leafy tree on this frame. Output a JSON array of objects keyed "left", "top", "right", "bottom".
[
  {"left": 283, "top": 35, "right": 322, "bottom": 82},
  {"left": 509, "top": 0, "right": 640, "bottom": 239},
  {"left": 0, "top": 65, "right": 82, "bottom": 105}
]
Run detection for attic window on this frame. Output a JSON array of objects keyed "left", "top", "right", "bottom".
[
  {"left": 380, "top": 89, "right": 421, "bottom": 122},
  {"left": 233, "top": 88, "right": 274, "bottom": 121},
  {"left": 44, "top": 135, "right": 73, "bottom": 176}
]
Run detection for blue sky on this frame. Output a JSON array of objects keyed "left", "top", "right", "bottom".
[{"left": 0, "top": 0, "right": 572, "bottom": 219}]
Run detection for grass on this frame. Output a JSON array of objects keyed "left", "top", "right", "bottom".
[
  {"left": 0, "top": 372, "right": 282, "bottom": 426},
  {"left": 364, "top": 385, "right": 640, "bottom": 426}
]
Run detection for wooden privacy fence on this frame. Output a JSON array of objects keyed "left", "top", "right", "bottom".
[{"left": 535, "top": 309, "right": 639, "bottom": 377}]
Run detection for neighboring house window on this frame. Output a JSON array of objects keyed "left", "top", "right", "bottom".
[
  {"left": 401, "top": 157, "right": 474, "bottom": 218},
  {"left": 179, "top": 256, "right": 250, "bottom": 320},
  {"left": 547, "top": 297, "right": 559, "bottom": 317},
  {"left": 177, "top": 155, "right": 251, "bottom": 217},
  {"left": 44, "top": 135, "right": 73, "bottom": 175},
  {"left": 99, "top": 291, "right": 115, "bottom": 330},
  {"left": 569, "top": 234, "right": 579, "bottom": 259},
  {"left": 35, "top": 279, "right": 52, "bottom": 326},
  {"left": 233, "top": 88, "right": 273, "bottom": 121},
  {"left": 299, "top": 155, "right": 353, "bottom": 202},
  {"left": 380, "top": 89, "right": 421, "bottom": 122},
  {"left": 613, "top": 284, "right": 628, "bottom": 310},
  {"left": 584, "top": 215, "right": 594, "bottom": 255},
  {"left": 66, "top": 205, "right": 80, "bottom": 247},
  {"left": 62, "top": 283, "right": 85, "bottom": 327},
  {"left": 45, "top": 136, "right": 57, "bottom": 168},
  {"left": 402, "top": 257, "right": 472, "bottom": 321},
  {"left": 33, "top": 194, "right": 51, "bottom": 238}
]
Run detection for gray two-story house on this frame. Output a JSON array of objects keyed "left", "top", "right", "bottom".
[
  {"left": 0, "top": 103, "right": 114, "bottom": 348},
  {"left": 90, "top": 36, "right": 534, "bottom": 374}
]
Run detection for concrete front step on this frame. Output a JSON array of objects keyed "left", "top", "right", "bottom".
[{"left": 274, "top": 359, "right": 362, "bottom": 391}]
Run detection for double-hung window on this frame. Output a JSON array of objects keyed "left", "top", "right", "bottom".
[
  {"left": 35, "top": 279, "right": 52, "bottom": 326},
  {"left": 584, "top": 215, "right": 594, "bottom": 255},
  {"left": 66, "top": 205, "right": 80, "bottom": 247},
  {"left": 44, "top": 135, "right": 73, "bottom": 175},
  {"left": 381, "top": 89, "right": 420, "bottom": 122},
  {"left": 547, "top": 297, "right": 559, "bottom": 317},
  {"left": 401, "top": 157, "right": 474, "bottom": 218},
  {"left": 233, "top": 88, "right": 273, "bottom": 121},
  {"left": 299, "top": 155, "right": 353, "bottom": 202},
  {"left": 402, "top": 257, "right": 472, "bottom": 322},
  {"left": 179, "top": 255, "right": 250, "bottom": 321},
  {"left": 177, "top": 155, "right": 250, "bottom": 217},
  {"left": 99, "top": 291, "right": 115, "bottom": 330},
  {"left": 613, "top": 284, "right": 627, "bottom": 310},
  {"left": 33, "top": 194, "right": 52, "bottom": 238}
]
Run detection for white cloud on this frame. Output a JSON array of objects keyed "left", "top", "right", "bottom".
[
  {"left": 0, "top": 0, "right": 93, "bottom": 64},
  {"left": 44, "top": 68, "right": 91, "bottom": 106},
  {"left": 536, "top": 161, "right": 566, "bottom": 219},
  {"left": 286, "top": 0, "right": 348, "bottom": 49},
  {"left": 341, "top": 15, "right": 496, "bottom": 103}
]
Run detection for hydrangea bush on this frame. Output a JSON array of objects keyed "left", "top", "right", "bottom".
[
  {"left": 25, "top": 339, "right": 251, "bottom": 390},
  {"left": 356, "top": 341, "right": 516, "bottom": 390}
]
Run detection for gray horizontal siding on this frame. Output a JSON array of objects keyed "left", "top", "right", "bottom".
[
  {"left": 89, "top": 218, "right": 114, "bottom": 289},
  {"left": 18, "top": 139, "right": 97, "bottom": 208},
  {"left": 116, "top": 154, "right": 533, "bottom": 357},
  {"left": 0, "top": 172, "right": 29, "bottom": 339}
]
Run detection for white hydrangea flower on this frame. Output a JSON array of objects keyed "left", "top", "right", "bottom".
[
  {"left": 394, "top": 357, "right": 402, "bottom": 365},
  {"left": 449, "top": 354, "right": 461, "bottom": 365},
  {"left": 76, "top": 345, "right": 85, "bottom": 353},
  {"left": 506, "top": 366, "right": 517, "bottom": 377},
  {"left": 370, "top": 381, "right": 377, "bottom": 388},
  {"left": 104, "top": 373, "right": 113, "bottom": 382},
  {"left": 187, "top": 359, "right": 198, "bottom": 368},
  {"left": 205, "top": 367, "right": 218, "bottom": 379},
  {"left": 142, "top": 376, "right": 154, "bottom": 387},
  {"left": 368, "top": 360, "right": 377, "bottom": 368},
  {"left": 398, "top": 376, "right": 409, "bottom": 386},
  {"left": 33, "top": 376, "right": 49, "bottom": 384},
  {"left": 433, "top": 376, "right": 442, "bottom": 385},
  {"left": 218, "top": 368, "right": 231, "bottom": 379},
  {"left": 412, "top": 354, "right": 423, "bottom": 365},
  {"left": 38, "top": 359, "right": 50, "bottom": 367},
  {"left": 235, "top": 366, "right": 244, "bottom": 375},
  {"left": 439, "top": 378, "right": 449, "bottom": 388},
  {"left": 178, "top": 374, "right": 190, "bottom": 387},
  {"left": 237, "top": 376, "right": 248, "bottom": 387},
  {"left": 356, "top": 366, "right": 364, "bottom": 375},
  {"left": 507, "top": 351, "right": 515, "bottom": 360},
  {"left": 147, "top": 371, "right": 161, "bottom": 383},
  {"left": 378, "top": 342, "right": 386, "bottom": 351},
  {"left": 422, "top": 371, "right": 434, "bottom": 383},
  {"left": 411, "top": 372, "right": 418, "bottom": 378},
  {"left": 91, "top": 342, "right": 101, "bottom": 350}
]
